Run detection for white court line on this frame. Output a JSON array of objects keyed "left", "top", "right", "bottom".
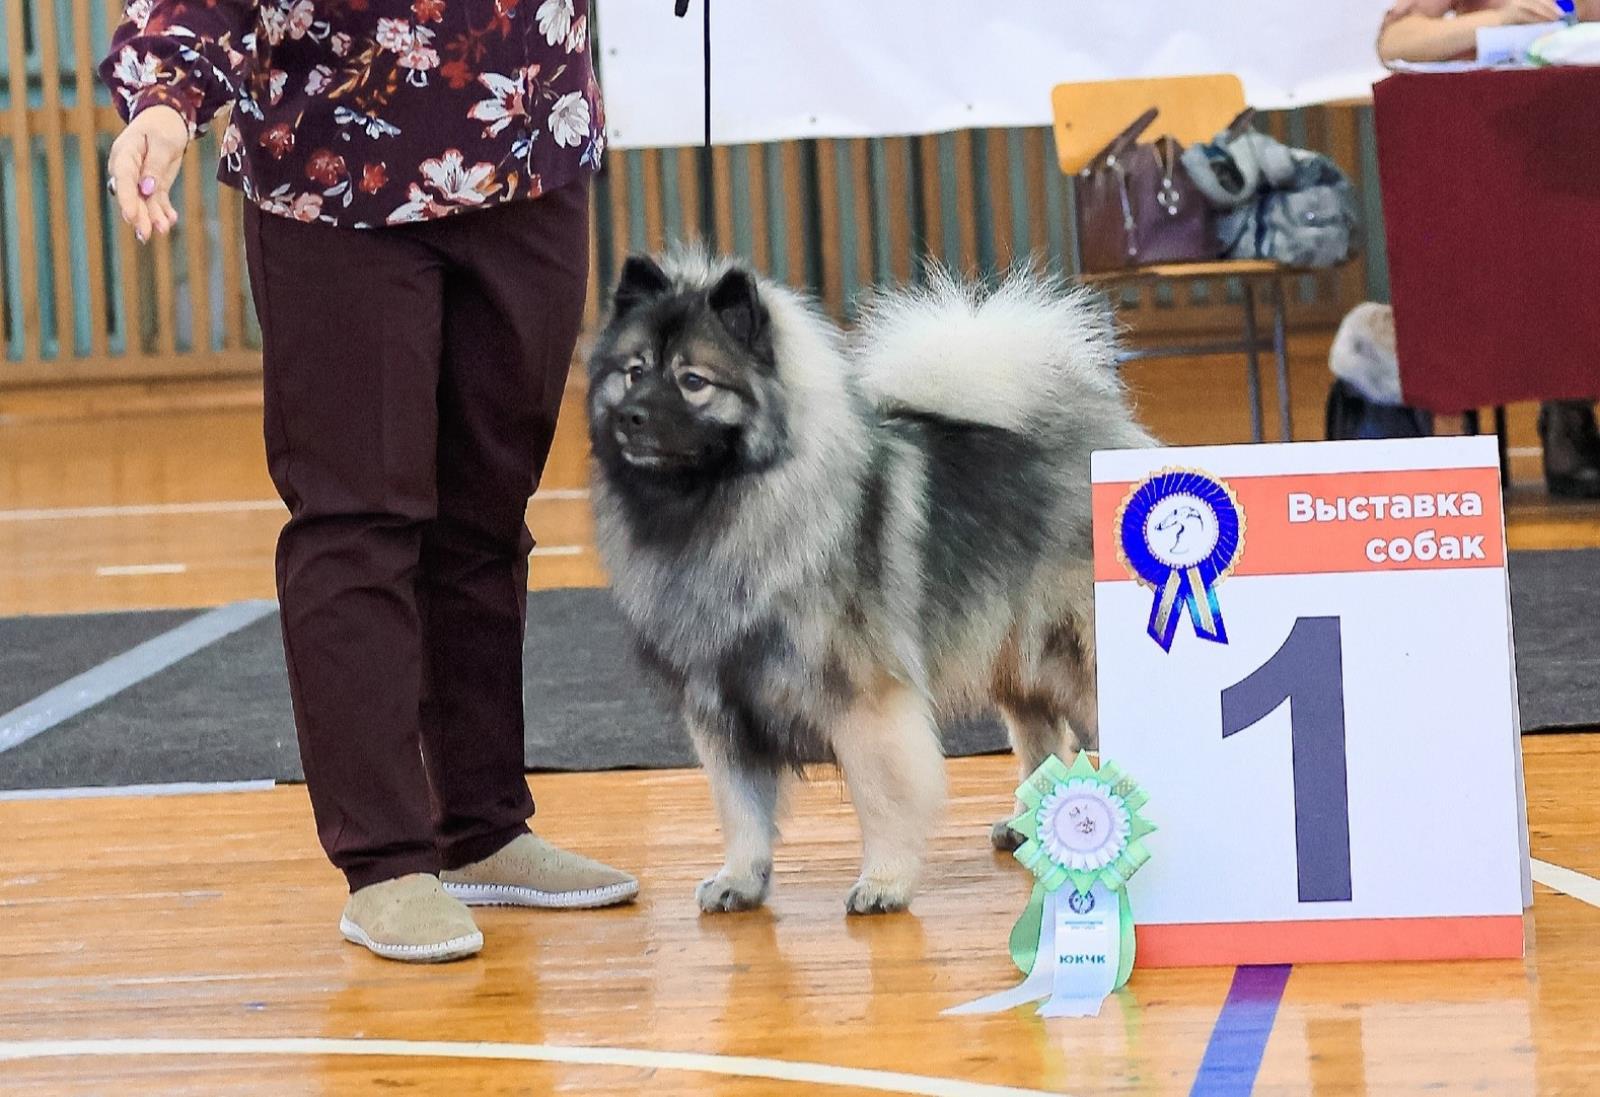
[
  {"left": 96, "top": 563, "right": 188, "bottom": 577},
  {"left": 0, "top": 501, "right": 286, "bottom": 522},
  {"left": 530, "top": 545, "right": 584, "bottom": 557},
  {"left": 1532, "top": 858, "right": 1600, "bottom": 909},
  {"left": 0, "top": 490, "right": 590, "bottom": 523},
  {"left": 0, "top": 601, "right": 278, "bottom": 755},
  {"left": 0, "top": 780, "right": 275, "bottom": 802},
  {"left": 0, "top": 1038, "right": 1069, "bottom": 1097}
]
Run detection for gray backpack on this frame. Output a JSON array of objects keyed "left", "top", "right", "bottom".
[{"left": 1180, "top": 109, "right": 1358, "bottom": 269}]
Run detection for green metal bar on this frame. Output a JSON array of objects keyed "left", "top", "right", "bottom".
[
  {"left": 762, "top": 142, "right": 788, "bottom": 282},
  {"left": 1043, "top": 131, "right": 1069, "bottom": 277},
  {"left": 91, "top": 0, "right": 111, "bottom": 76},
  {"left": 729, "top": 144, "right": 754, "bottom": 264},
  {"left": 591, "top": 158, "right": 615, "bottom": 293},
  {"left": 168, "top": 161, "right": 190, "bottom": 354},
  {"left": 32, "top": 135, "right": 60, "bottom": 357},
  {"left": 659, "top": 146, "right": 682, "bottom": 246},
  {"left": 0, "top": 141, "right": 23, "bottom": 361},
  {"left": 94, "top": 129, "right": 128, "bottom": 356},
  {"left": 800, "top": 139, "right": 823, "bottom": 294},
  {"left": 831, "top": 139, "right": 861, "bottom": 316},
  {"left": 907, "top": 136, "right": 929, "bottom": 282},
  {"left": 970, "top": 128, "right": 994, "bottom": 276},
  {"left": 52, "top": 0, "right": 76, "bottom": 91},
  {"left": 625, "top": 150, "right": 647, "bottom": 254},
  {"left": 868, "top": 138, "right": 891, "bottom": 286},
  {"left": 63, "top": 131, "right": 90, "bottom": 354},
  {"left": 201, "top": 134, "right": 224, "bottom": 353},
  {"left": 1006, "top": 128, "right": 1029, "bottom": 270},
  {"left": 1357, "top": 105, "right": 1390, "bottom": 303},
  {"left": 937, "top": 132, "right": 960, "bottom": 270}
]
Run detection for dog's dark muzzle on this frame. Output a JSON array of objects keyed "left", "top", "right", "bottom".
[{"left": 612, "top": 396, "right": 701, "bottom": 469}]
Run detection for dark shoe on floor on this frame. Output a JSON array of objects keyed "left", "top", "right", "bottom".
[{"left": 1539, "top": 400, "right": 1600, "bottom": 499}]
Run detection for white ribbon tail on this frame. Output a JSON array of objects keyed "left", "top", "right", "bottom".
[
  {"left": 941, "top": 891, "right": 1062, "bottom": 1015},
  {"left": 944, "top": 885, "right": 1124, "bottom": 1019}
]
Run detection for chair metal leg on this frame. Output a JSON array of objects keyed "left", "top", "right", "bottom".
[
  {"left": 1493, "top": 404, "right": 1510, "bottom": 488},
  {"left": 1271, "top": 276, "right": 1293, "bottom": 442},
  {"left": 1241, "top": 283, "right": 1264, "bottom": 444}
]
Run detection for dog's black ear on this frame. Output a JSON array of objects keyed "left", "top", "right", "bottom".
[
  {"left": 613, "top": 256, "right": 672, "bottom": 317},
  {"left": 707, "top": 268, "right": 767, "bottom": 347}
]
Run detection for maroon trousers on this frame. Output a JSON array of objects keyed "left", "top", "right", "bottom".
[{"left": 243, "top": 181, "right": 590, "bottom": 891}]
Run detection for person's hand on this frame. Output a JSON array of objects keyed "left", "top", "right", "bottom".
[
  {"left": 107, "top": 104, "right": 189, "bottom": 243},
  {"left": 1499, "top": 0, "right": 1565, "bottom": 25}
]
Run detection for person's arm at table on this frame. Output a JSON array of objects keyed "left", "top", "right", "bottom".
[{"left": 1378, "top": 0, "right": 1566, "bottom": 63}]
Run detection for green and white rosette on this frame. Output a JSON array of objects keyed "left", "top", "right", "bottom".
[{"left": 946, "top": 753, "right": 1155, "bottom": 1018}]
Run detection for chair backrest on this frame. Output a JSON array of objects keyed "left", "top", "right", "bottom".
[{"left": 1050, "top": 75, "right": 1248, "bottom": 175}]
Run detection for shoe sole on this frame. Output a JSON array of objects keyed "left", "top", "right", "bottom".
[
  {"left": 338, "top": 916, "right": 483, "bottom": 963},
  {"left": 442, "top": 879, "right": 640, "bottom": 910}
]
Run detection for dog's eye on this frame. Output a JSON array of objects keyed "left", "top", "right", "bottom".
[
  {"left": 679, "top": 372, "right": 709, "bottom": 393},
  {"left": 624, "top": 365, "right": 645, "bottom": 386}
]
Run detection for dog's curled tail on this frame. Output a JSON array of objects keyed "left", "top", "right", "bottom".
[{"left": 851, "top": 267, "right": 1125, "bottom": 436}]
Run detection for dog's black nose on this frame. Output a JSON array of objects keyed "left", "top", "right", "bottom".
[{"left": 624, "top": 407, "right": 650, "bottom": 429}]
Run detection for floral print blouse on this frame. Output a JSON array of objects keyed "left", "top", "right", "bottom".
[{"left": 101, "top": 0, "right": 603, "bottom": 228}]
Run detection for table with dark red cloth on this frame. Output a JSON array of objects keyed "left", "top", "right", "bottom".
[{"left": 1375, "top": 68, "right": 1600, "bottom": 414}]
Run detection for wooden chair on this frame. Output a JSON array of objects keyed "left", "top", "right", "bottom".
[{"left": 1051, "top": 75, "right": 1297, "bottom": 442}]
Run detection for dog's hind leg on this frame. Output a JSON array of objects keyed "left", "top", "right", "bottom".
[
  {"left": 990, "top": 616, "right": 1099, "bottom": 851},
  {"left": 1055, "top": 616, "right": 1099, "bottom": 755},
  {"left": 831, "top": 684, "right": 947, "bottom": 915},
  {"left": 688, "top": 716, "right": 784, "bottom": 914},
  {"left": 990, "top": 701, "right": 1073, "bottom": 852}
]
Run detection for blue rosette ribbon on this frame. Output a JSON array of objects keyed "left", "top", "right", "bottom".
[{"left": 1116, "top": 468, "right": 1245, "bottom": 652}]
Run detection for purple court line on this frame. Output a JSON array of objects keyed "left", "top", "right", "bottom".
[{"left": 1188, "top": 965, "right": 1293, "bottom": 1097}]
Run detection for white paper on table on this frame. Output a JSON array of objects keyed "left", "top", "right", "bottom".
[
  {"left": 1477, "top": 22, "right": 1563, "bottom": 64},
  {"left": 1387, "top": 60, "right": 1487, "bottom": 72}
]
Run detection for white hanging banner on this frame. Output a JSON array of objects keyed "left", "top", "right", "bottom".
[{"left": 598, "top": 0, "right": 1394, "bottom": 149}]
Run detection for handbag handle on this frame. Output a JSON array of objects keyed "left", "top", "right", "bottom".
[
  {"left": 1083, "top": 107, "right": 1160, "bottom": 174},
  {"left": 1224, "top": 107, "right": 1258, "bottom": 142}
]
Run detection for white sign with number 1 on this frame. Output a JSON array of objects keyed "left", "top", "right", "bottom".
[{"left": 1091, "top": 437, "right": 1529, "bottom": 966}]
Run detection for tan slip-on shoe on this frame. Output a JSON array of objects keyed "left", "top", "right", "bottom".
[
  {"left": 339, "top": 873, "right": 484, "bottom": 963},
  {"left": 442, "top": 833, "right": 639, "bottom": 909}
]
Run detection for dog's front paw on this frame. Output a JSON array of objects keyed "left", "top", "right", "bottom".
[
  {"left": 696, "top": 864, "right": 771, "bottom": 913},
  {"left": 990, "top": 819, "right": 1024, "bottom": 852},
  {"left": 845, "top": 875, "right": 915, "bottom": 916}
]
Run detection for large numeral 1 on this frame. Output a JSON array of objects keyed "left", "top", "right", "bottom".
[{"left": 1220, "top": 616, "right": 1353, "bottom": 903}]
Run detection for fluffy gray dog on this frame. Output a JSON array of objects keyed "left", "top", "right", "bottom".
[{"left": 585, "top": 253, "right": 1152, "bottom": 915}]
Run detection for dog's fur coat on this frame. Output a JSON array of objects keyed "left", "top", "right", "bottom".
[{"left": 586, "top": 254, "right": 1152, "bottom": 913}]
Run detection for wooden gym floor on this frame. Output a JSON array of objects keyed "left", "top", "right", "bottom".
[{"left": 1, "top": 337, "right": 1598, "bottom": 1095}]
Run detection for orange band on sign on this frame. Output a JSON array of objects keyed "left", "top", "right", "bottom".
[
  {"left": 1093, "top": 467, "right": 1505, "bottom": 583},
  {"left": 1135, "top": 914, "right": 1524, "bottom": 967}
]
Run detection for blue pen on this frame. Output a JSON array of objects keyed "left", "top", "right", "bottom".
[{"left": 1558, "top": 0, "right": 1579, "bottom": 26}]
